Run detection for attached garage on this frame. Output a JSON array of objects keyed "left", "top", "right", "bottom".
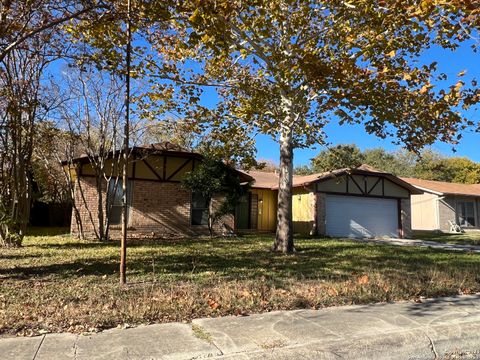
[
  {"left": 244, "top": 164, "right": 422, "bottom": 239},
  {"left": 325, "top": 195, "right": 399, "bottom": 238}
]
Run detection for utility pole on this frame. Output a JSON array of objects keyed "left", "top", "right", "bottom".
[{"left": 120, "top": 0, "right": 131, "bottom": 285}]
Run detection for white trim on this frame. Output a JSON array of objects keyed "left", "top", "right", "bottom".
[
  {"left": 410, "top": 185, "right": 444, "bottom": 196},
  {"left": 435, "top": 196, "right": 441, "bottom": 230}
]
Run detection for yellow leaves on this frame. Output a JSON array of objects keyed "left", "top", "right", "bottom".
[
  {"left": 189, "top": 9, "right": 201, "bottom": 25},
  {"left": 240, "top": 48, "right": 248, "bottom": 59},
  {"left": 419, "top": 0, "right": 433, "bottom": 12},
  {"left": 403, "top": 73, "right": 412, "bottom": 81},
  {"left": 454, "top": 80, "right": 464, "bottom": 92},
  {"left": 419, "top": 84, "right": 429, "bottom": 94},
  {"left": 387, "top": 50, "right": 396, "bottom": 58},
  {"left": 457, "top": 70, "right": 467, "bottom": 77}
]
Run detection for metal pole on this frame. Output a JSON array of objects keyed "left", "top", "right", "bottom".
[{"left": 120, "top": 0, "right": 131, "bottom": 285}]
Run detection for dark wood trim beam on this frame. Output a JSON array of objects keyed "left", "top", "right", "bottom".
[
  {"left": 382, "top": 178, "right": 385, "bottom": 196},
  {"left": 77, "top": 173, "right": 182, "bottom": 183},
  {"left": 318, "top": 190, "right": 409, "bottom": 200},
  {"left": 348, "top": 174, "right": 365, "bottom": 195},
  {"left": 143, "top": 159, "right": 163, "bottom": 181},
  {"left": 167, "top": 158, "right": 192, "bottom": 181},
  {"left": 163, "top": 156, "right": 167, "bottom": 180},
  {"left": 132, "top": 161, "right": 136, "bottom": 180},
  {"left": 367, "top": 177, "right": 382, "bottom": 195},
  {"left": 397, "top": 199, "right": 403, "bottom": 238}
]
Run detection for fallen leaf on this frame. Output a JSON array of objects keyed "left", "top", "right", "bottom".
[{"left": 357, "top": 275, "right": 369, "bottom": 285}]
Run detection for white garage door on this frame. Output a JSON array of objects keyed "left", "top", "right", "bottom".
[{"left": 325, "top": 195, "right": 399, "bottom": 238}]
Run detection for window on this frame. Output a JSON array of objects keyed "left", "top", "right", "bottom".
[
  {"left": 457, "top": 201, "right": 475, "bottom": 227},
  {"left": 191, "top": 192, "right": 209, "bottom": 225},
  {"left": 107, "top": 179, "right": 129, "bottom": 225}
]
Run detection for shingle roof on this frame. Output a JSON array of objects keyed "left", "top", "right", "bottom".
[
  {"left": 290, "top": 164, "right": 386, "bottom": 187},
  {"left": 401, "top": 177, "right": 480, "bottom": 196},
  {"left": 246, "top": 164, "right": 421, "bottom": 194},
  {"left": 244, "top": 170, "right": 279, "bottom": 188},
  {"left": 137, "top": 142, "right": 191, "bottom": 153}
]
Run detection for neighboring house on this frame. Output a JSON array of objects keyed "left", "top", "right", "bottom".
[
  {"left": 401, "top": 177, "right": 480, "bottom": 232},
  {"left": 64, "top": 143, "right": 252, "bottom": 239},
  {"left": 240, "top": 165, "right": 421, "bottom": 238}
]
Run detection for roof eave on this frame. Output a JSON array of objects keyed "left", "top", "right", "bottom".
[
  {"left": 408, "top": 185, "right": 444, "bottom": 196},
  {"left": 61, "top": 146, "right": 203, "bottom": 166}
]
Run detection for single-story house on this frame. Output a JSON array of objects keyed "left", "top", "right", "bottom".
[
  {"left": 401, "top": 177, "right": 480, "bottom": 232},
  {"left": 65, "top": 143, "right": 420, "bottom": 239},
  {"left": 64, "top": 142, "right": 253, "bottom": 239},
  {"left": 241, "top": 165, "right": 422, "bottom": 239}
]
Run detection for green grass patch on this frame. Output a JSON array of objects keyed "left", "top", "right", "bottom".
[
  {"left": 1, "top": 228, "right": 479, "bottom": 336},
  {"left": 413, "top": 231, "right": 480, "bottom": 246},
  {"left": 191, "top": 324, "right": 213, "bottom": 343}
]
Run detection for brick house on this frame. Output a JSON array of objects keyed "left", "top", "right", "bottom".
[
  {"left": 241, "top": 165, "right": 421, "bottom": 238},
  {"left": 66, "top": 143, "right": 419, "bottom": 240},
  {"left": 65, "top": 143, "right": 253, "bottom": 239}
]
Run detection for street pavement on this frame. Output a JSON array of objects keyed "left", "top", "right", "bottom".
[{"left": 1, "top": 295, "right": 480, "bottom": 359}]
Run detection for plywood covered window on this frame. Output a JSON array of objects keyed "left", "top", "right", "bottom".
[
  {"left": 107, "top": 179, "right": 131, "bottom": 225},
  {"left": 191, "top": 192, "right": 209, "bottom": 225}
]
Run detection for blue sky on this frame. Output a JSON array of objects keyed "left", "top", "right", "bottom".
[
  {"left": 50, "top": 34, "right": 478, "bottom": 167},
  {"left": 255, "top": 41, "right": 480, "bottom": 166}
]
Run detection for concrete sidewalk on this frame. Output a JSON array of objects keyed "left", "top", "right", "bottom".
[{"left": 2, "top": 295, "right": 480, "bottom": 360}]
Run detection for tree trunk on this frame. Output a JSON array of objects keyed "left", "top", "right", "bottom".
[
  {"left": 273, "top": 123, "right": 294, "bottom": 253},
  {"left": 96, "top": 174, "right": 106, "bottom": 241}
]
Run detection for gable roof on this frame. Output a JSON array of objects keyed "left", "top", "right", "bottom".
[
  {"left": 61, "top": 142, "right": 201, "bottom": 166},
  {"left": 246, "top": 164, "right": 422, "bottom": 194},
  {"left": 401, "top": 177, "right": 480, "bottom": 197},
  {"left": 62, "top": 142, "right": 254, "bottom": 183}
]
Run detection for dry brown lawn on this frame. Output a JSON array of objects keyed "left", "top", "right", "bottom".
[{"left": 1, "top": 227, "right": 479, "bottom": 336}]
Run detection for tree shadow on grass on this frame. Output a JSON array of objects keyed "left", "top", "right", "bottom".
[
  {"left": 0, "top": 259, "right": 119, "bottom": 280},
  {"left": 26, "top": 227, "right": 70, "bottom": 237},
  {"left": 3, "top": 238, "right": 477, "bottom": 284}
]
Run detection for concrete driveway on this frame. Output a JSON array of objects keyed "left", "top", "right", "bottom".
[{"left": 343, "top": 237, "right": 480, "bottom": 253}]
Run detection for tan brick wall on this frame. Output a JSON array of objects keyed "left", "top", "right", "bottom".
[
  {"left": 71, "top": 177, "right": 234, "bottom": 239},
  {"left": 316, "top": 192, "right": 326, "bottom": 236},
  {"left": 71, "top": 176, "right": 107, "bottom": 239},
  {"left": 438, "top": 196, "right": 456, "bottom": 231},
  {"left": 210, "top": 193, "right": 235, "bottom": 234}
]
